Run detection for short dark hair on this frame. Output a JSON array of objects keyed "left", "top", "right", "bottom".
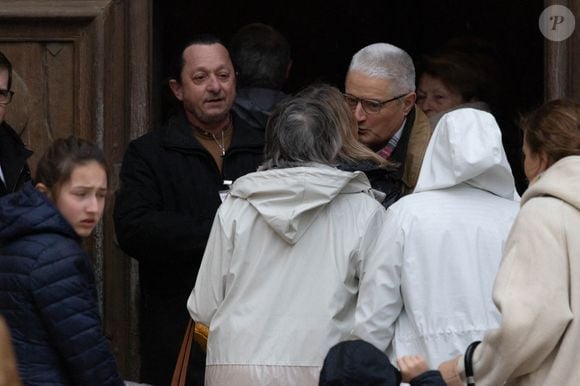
[
  {"left": 169, "top": 33, "right": 225, "bottom": 83},
  {"left": 0, "top": 51, "right": 13, "bottom": 90},
  {"left": 228, "top": 23, "right": 290, "bottom": 89}
]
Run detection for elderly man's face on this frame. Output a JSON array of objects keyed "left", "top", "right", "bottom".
[
  {"left": 170, "top": 43, "right": 236, "bottom": 127},
  {"left": 345, "top": 71, "right": 415, "bottom": 151}
]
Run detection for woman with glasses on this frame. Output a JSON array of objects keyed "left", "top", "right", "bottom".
[{"left": 0, "top": 51, "right": 32, "bottom": 196}]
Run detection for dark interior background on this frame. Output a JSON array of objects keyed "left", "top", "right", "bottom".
[{"left": 153, "top": 0, "right": 544, "bottom": 126}]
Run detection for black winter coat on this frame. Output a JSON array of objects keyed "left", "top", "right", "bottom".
[
  {"left": 0, "top": 183, "right": 124, "bottom": 386},
  {"left": 113, "top": 109, "right": 264, "bottom": 385},
  {"left": 338, "top": 160, "right": 401, "bottom": 209},
  {"left": 0, "top": 122, "right": 32, "bottom": 196}
]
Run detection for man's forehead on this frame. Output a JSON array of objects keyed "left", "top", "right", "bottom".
[
  {"left": 182, "top": 44, "right": 233, "bottom": 69},
  {"left": 346, "top": 71, "right": 395, "bottom": 96}
]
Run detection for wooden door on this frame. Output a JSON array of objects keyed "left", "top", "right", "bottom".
[
  {"left": 544, "top": 0, "right": 580, "bottom": 99},
  {"left": 0, "top": 0, "right": 152, "bottom": 379}
]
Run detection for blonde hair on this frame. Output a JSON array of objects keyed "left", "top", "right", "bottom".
[
  {"left": 522, "top": 99, "right": 580, "bottom": 165},
  {"left": 296, "top": 83, "right": 392, "bottom": 167}
]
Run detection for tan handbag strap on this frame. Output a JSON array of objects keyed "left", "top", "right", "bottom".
[{"left": 171, "top": 318, "right": 194, "bottom": 386}]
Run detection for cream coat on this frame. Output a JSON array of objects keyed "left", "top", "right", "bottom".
[
  {"left": 187, "top": 166, "right": 394, "bottom": 386},
  {"left": 441, "top": 155, "right": 580, "bottom": 386},
  {"left": 359, "top": 109, "right": 520, "bottom": 368}
]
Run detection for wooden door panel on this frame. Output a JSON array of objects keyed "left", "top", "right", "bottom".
[{"left": 0, "top": 0, "right": 151, "bottom": 380}]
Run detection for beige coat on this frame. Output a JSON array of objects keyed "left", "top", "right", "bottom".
[
  {"left": 439, "top": 156, "right": 580, "bottom": 386},
  {"left": 401, "top": 106, "right": 432, "bottom": 195}
]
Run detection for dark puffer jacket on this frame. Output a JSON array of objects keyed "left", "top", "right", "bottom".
[{"left": 0, "top": 183, "right": 124, "bottom": 386}]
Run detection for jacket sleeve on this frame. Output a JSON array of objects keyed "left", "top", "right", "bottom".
[
  {"left": 113, "top": 140, "right": 213, "bottom": 261},
  {"left": 449, "top": 198, "right": 573, "bottom": 384},
  {"left": 31, "top": 244, "right": 124, "bottom": 386},
  {"left": 410, "top": 370, "right": 447, "bottom": 386},
  {"left": 187, "top": 206, "right": 233, "bottom": 326},
  {"left": 352, "top": 205, "right": 404, "bottom": 351}
]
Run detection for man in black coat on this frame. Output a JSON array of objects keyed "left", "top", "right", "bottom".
[
  {"left": 114, "top": 35, "right": 264, "bottom": 386},
  {"left": 0, "top": 51, "right": 32, "bottom": 196}
]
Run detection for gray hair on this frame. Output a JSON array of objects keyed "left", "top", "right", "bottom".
[
  {"left": 260, "top": 95, "right": 343, "bottom": 170},
  {"left": 348, "top": 43, "right": 416, "bottom": 94}
]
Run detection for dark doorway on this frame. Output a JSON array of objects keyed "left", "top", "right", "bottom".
[{"left": 153, "top": 0, "right": 544, "bottom": 124}]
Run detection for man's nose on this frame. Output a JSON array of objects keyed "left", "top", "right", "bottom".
[
  {"left": 206, "top": 74, "right": 221, "bottom": 92},
  {"left": 353, "top": 102, "right": 367, "bottom": 122}
]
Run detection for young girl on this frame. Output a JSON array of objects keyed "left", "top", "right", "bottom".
[{"left": 0, "top": 136, "right": 124, "bottom": 385}]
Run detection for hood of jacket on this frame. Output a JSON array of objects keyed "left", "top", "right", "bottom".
[
  {"left": 0, "top": 182, "right": 77, "bottom": 242},
  {"left": 414, "top": 108, "right": 517, "bottom": 199},
  {"left": 229, "top": 165, "right": 373, "bottom": 244},
  {"left": 521, "top": 155, "right": 580, "bottom": 210},
  {"left": 232, "top": 87, "right": 288, "bottom": 129}
]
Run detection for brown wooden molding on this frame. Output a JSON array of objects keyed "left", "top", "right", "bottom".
[
  {"left": 0, "top": 1, "right": 112, "bottom": 19},
  {"left": 543, "top": 0, "right": 578, "bottom": 100}
]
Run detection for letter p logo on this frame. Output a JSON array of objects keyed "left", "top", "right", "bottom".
[{"left": 540, "top": 5, "right": 576, "bottom": 42}]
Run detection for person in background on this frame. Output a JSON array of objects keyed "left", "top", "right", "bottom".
[
  {"left": 439, "top": 99, "right": 580, "bottom": 386},
  {"left": 188, "top": 87, "right": 396, "bottom": 385},
  {"left": 319, "top": 340, "right": 446, "bottom": 386},
  {"left": 0, "top": 51, "right": 32, "bottom": 196},
  {"left": 297, "top": 83, "right": 400, "bottom": 208},
  {"left": 344, "top": 42, "right": 432, "bottom": 196},
  {"left": 0, "top": 136, "right": 124, "bottom": 386},
  {"left": 416, "top": 45, "right": 527, "bottom": 194},
  {"left": 228, "top": 23, "right": 291, "bottom": 130},
  {"left": 355, "top": 108, "right": 519, "bottom": 368},
  {"left": 114, "top": 34, "right": 264, "bottom": 385}
]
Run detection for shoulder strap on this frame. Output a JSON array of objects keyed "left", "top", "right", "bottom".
[
  {"left": 171, "top": 318, "right": 194, "bottom": 386},
  {"left": 464, "top": 340, "right": 482, "bottom": 386}
]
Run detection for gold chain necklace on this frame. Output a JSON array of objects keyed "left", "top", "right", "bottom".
[
  {"left": 210, "top": 130, "right": 225, "bottom": 157},
  {"left": 192, "top": 116, "right": 231, "bottom": 157}
]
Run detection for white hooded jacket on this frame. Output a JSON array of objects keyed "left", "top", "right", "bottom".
[
  {"left": 444, "top": 156, "right": 580, "bottom": 385},
  {"left": 188, "top": 165, "right": 394, "bottom": 385},
  {"left": 360, "top": 108, "right": 520, "bottom": 368}
]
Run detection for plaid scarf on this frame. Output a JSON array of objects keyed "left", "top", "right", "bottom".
[{"left": 377, "top": 125, "right": 404, "bottom": 160}]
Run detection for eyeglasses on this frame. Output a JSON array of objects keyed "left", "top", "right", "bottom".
[
  {"left": 343, "top": 92, "right": 407, "bottom": 114},
  {"left": 0, "top": 89, "right": 14, "bottom": 105}
]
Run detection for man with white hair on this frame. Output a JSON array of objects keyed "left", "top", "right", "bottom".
[{"left": 344, "top": 43, "right": 432, "bottom": 195}]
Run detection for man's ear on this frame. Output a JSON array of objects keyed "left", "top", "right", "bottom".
[
  {"left": 402, "top": 92, "right": 416, "bottom": 116},
  {"left": 169, "top": 79, "right": 183, "bottom": 101},
  {"left": 35, "top": 182, "right": 52, "bottom": 200}
]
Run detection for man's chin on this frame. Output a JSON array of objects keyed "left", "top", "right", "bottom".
[
  {"left": 357, "top": 131, "right": 373, "bottom": 146},
  {"left": 200, "top": 110, "right": 229, "bottom": 125}
]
